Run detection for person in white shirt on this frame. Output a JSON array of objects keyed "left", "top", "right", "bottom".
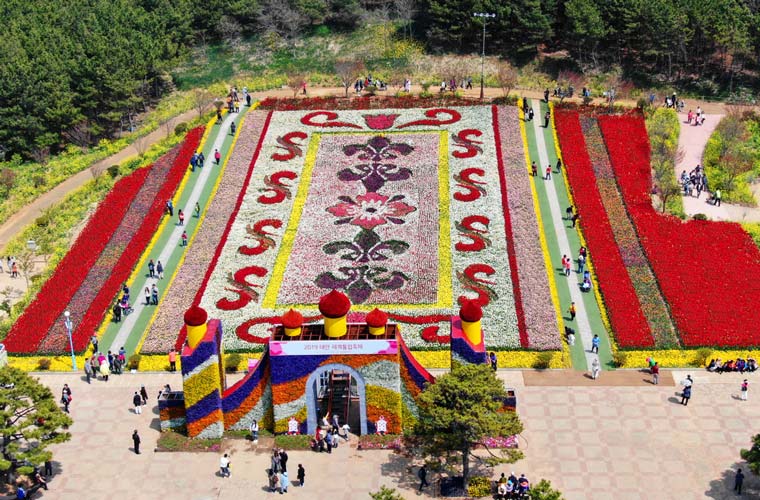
[{"left": 220, "top": 454, "right": 231, "bottom": 477}]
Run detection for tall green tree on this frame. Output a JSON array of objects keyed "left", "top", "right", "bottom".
[
  {"left": 414, "top": 362, "right": 523, "bottom": 490},
  {"left": 562, "top": 0, "right": 607, "bottom": 67},
  {"left": 0, "top": 367, "right": 72, "bottom": 480}
]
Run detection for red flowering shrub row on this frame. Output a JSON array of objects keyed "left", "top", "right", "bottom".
[
  {"left": 554, "top": 109, "right": 654, "bottom": 347},
  {"left": 68, "top": 127, "right": 204, "bottom": 351},
  {"left": 3, "top": 168, "right": 152, "bottom": 353},
  {"left": 599, "top": 115, "right": 760, "bottom": 347}
]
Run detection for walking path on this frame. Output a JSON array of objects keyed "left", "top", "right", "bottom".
[
  {"left": 675, "top": 112, "right": 760, "bottom": 222},
  {"left": 522, "top": 100, "right": 613, "bottom": 370},
  {"left": 99, "top": 109, "right": 247, "bottom": 356},
  {"left": 26, "top": 371, "right": 760, "bottom": 500}
]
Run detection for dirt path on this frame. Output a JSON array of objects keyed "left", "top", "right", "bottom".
[
  {"left": 675, "top": 112, "right": 760, "bottom": 221},
  {"left": 0, "top": 108, "right": 200, "bottom": 253}
]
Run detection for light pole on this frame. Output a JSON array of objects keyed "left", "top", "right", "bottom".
[
  {"left": 473, "top": 12, "right": 496, "bottom": 100},
  {"left": 63, "top": 311, "right": 77, "bottom": 371}
]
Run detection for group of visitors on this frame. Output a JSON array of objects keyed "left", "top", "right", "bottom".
[
  {"left": 310, "top": 413, "right": 350, "bottom": 453},
  {"left": 132, "top": 385, "right": 149, "bottom": 414},
  {"left": 354, "top": 75, "right": 388, "bottom": 93},
  {"left": 686, "top": 106, "right": 706, "bottom": 126},
  {"left": 265, "top": 448, "right": 306, "bottom": 493},
  {"left": 680, "top": 165, "right": 708, "bottom": 199},
  {"left": 664, "top": 92, "right": 685, "bottom": 112},
  {"left": 494, "top": 471, "right": 532, "bottom": 499},
  {"left": 559, "top": 246, "right": 592, "bottom": 293},
  {"left": 84, "top": 346, "right": 127, "bottom": 383},
  {"left": 439, "top": 77, "right": 473, "bottom": 93},
  {"left": 0, "top": 256, "right": 19, "bottom": 278},
  {"left": 707, "top": 358, "right": 758, "bottom": 374},
  {"left": 189, "top": 151, "right": 206, "bottom": 172}
]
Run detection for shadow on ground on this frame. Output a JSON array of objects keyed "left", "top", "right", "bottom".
[{"left": 704, "top": 462, "right": 759, "bottom": 499}]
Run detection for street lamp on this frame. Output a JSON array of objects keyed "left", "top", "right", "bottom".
[
  {"left": 473, "top": 12, "right": 496, "bottom": 100},
  {"left": 63, "top": 311, "right": 77, "bottom": 371}
]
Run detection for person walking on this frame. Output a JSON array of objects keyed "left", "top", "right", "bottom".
[
  {"left": 571, "top": 213, "right": 580, "bottom": 228},
  {"left": 734, "top": 468, "right": 745, "bottom": 494},
  {"left": 132, "top": 430, "right": 141, "bottom": 454},
  {"left": 556, "top": 158, "right": 562, "bottom": 173},
  {"left": 651, "top": 362, "right": 660, "bottom": 385},
  {"left": 568, "top": 302, "right": 576, "bottom": 321},
  {"left": 418, "top": 464, "right": 430, "bottom": 491},
  {"left": 545, "top": 165, "right": 552, "bottom": 180},
  {"left": 279, "top": 449, "right": 288, "bottom": 473},
  {"left": 531, "top": 161, "right": 537, "bottom": 176},
  {"left": 166, "top": 199, "right": 174, "bottom": 216},
  {"left": 741, "top": 379, "right": 748, "bottom": 401},
  {"left": 178, "top": 209, "right": 184, "bottom": 226},
  {"left": 198, "top": 152, "right": 205, "bottom": 168},
  {"left": 577, "top": 254, "right": 586, "bottom": 274},
  {"left": 156, "top": 261, "right": 164, "bottom": 279},
  {"left": 220, "top": 454, "right": 231, "bottom": 477},
  {"left": 144, "top": 286, "right": 151, "bottom": 306},
  {"left": 84, "top": 358, "right": 93, "bottom": 384},
  {"left": 681, "top": 385, "right": 692, "bottom": 405},
  {"left": 715, "top": 189, "right": 722, "bottom": 207},
  {"left": 591, "top": 334, "right": 600, "bottom": 354},
  {"left": 181, "top": 231, "right": 188, "bottom": 247},
  {"left": 100, "top": 359, "right": 110, "bottom": 381},
  {"left": 194, "top": 202, "right": 200, "bottom": 218},
  {"left": 140, "top": 385, "right": 149, "bottom": 405},
  {"left": 544, "top": 88, "right": 550, "bottom": 102},
  {"left": 230, "top": 121, "right": 236, "bottom": 136},
  {"left": 280, "top": 470, "right": 289, "bottom": 493},
  {"left": 151, "top": 284, "right": 159, "bottom": 305},
  {"left": 61, "top": 384, "right": 72, "bottom": 413},
  {"left": 168, "top": 349, "right": 177, "bottom": 372},
  {"left": 297, "top": 464, "right": 305, "bottom": 487},
  {"left": 250, "top": 419, "right": 259, "bottom": 443},
  {"left": 544, "top": 110, "right": 551, "bottom": 128},
  {"left": 148, "top": 259, "right": 155, "bottom": 278},
  {"left": 133, "top": 392, "right": 142, "bottom": 414},
  {"left": 489, "top": 352, "right": 497, "bottom": 371},
  {"left": 527, "top": 107, "right": 534, "bottom": 121},
  {"left": 591, "top": 358, "right": 601, "bottom": 380},
  {"left": 214, "top": 149, "right": 221, "bottom": 165}
]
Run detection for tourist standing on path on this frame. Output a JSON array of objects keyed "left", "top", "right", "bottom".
[
  {"left": 250, "top": 419, "right": 259, "bottom": 442},
  {"left": 531, "top": 161, "right": 537, "bottom": 176},
  {"left": 230, "top": 121, "right": 236, "bottom": 136},
  {"left": 61, "top": 384, "right": 71, "bottom": 413},
  {"left": 571, "top": 213, "right": 579, "bottom": 228},
  {"left": 544, "top": 88, "right": 550, "bottom": 102},
  {"left": 489, "top": 352, "right": 497, "bottom": 371},
  {"left": 527, "top": 107, "right": 534, "bottom": 121},
  {"left": 651, "top": 362, "right": 660, "bottom": 385},
  {"left": 591, "top": 334, "right": 600, "bottom": 354},
  {"left": 166, "top": 199, "right": 173, "bottom": 216},
  {"left": 741, "top": 379, "right": 748, "bottom": 401},
  {"left": 681, "top": 385, "right": 692, "bottom": 405},
  {"left": 140, "top": 385, "right": 149, "bottom": 405},
  {"left": 156, "top": 261, "right": 164, "bottom": 279},
  {"left": 545, "top": 165, "right": 552, "bottom": 180},
  {"left": 297, "top": 464, "right": 305, "bottom": 487},
  {"left": 568, "top": 302, "right": 576, "bottom": 321},
  {"left": 280, "top": 470, "right": 289, "bottom": 493},
  {"left": 214, "top": 149, "right": 221, "bottom": 165},
  {"left": 132, "top": 430, "right": 141, "bottom": 454},
  {"left": 178, "top": 209, "right": 184, "bottom": 226},
  {"left": 148, "top": 259, "right": 155, "bottom": 278},
  {"left": 181, "top": 231, "right": 188, "bottom": 247},
  {"left": 715, "top": 189, "right": 722, "bottom": 207},
  {"left": 198, "top": 152, "right": 205, "bottom": 168},
  {"left": 591, "top": 358, "right": 601, "bottom": 380},
  {"left": 220, "top": 454, "right": 231, "bottom": 477},
  {"left": 418, "top": 464, "right": 430, "bottom": 491},
  {"left": 91, "top": 335, "right": 99, "bottom": 354},
  {"left": 279, "top": 449, "right": 288, "bottom": 472},
  {"left": 133, "top": 392, "right": 142, "bottom": 414},
  {"left": 168, "top": 349, "right": 177, "bottom": 372},
  {"left": 544, "top": 111, "right": 551, "bottom": 128},
  {"left": 100, "top": 360, "right": 110, "bottom": 381},
  {"left": 151, "top": 284, "right": 159, "bottom": 305},
  {"left": 578, "top": 254, "right": 586, "bottom": 274},
  {"left": 84, "top": 358, "right": 93, "bottom": 384},
  {"left": 194, "top": 202, "right": 200, "bottom": 218},
  {"left": 735, "top": 468, "right": 745, "bottom": 494},
  {"left": 144, "top": 286, "right": 151, "bottom": 305}
]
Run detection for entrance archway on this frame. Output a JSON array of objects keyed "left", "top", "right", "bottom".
[{"left": 305, "top": 363, "right": 367, "bottom": 435}]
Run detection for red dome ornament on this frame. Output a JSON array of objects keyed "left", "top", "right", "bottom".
[
  {"left": 184, "top": 305, "right": 208, "bottom": 326},
  {"left": 281, "top": 309, "right": 304, "bottom": 329},
  {"left": 318, "top": 290, "right": 351, "bottom": 318},
  {"left": 365, "top": 308, "right": 389, "bottom": 328},
  {"left": 459, "top": 299, "right": 483, "bottom": 322}
]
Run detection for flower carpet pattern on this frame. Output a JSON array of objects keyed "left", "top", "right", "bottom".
[
  {"left": 599, "top": 114, "right": 760, "bottom": 347},
  {"left": 198, "top": 106, "right": 531, "bottom": 351}
]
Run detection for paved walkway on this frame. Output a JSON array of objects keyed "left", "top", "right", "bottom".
[
  {"left": 522, "top": 100, "right": 613, "bottom": 370},
  {"left": 18, "top": 371, "right": 760, "bottom": 500},
  {"left": 675, "top": 112, "right": 760, "bottom": 221}
]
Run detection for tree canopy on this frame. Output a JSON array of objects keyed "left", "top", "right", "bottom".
[
  {"left": 414, "top": 362, "right": 523, "bottom": 490},
  {"left": 0, "top": 367, "right": 72, "bottom": 477}
]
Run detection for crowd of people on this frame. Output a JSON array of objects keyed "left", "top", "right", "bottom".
[
  {"left": 310, "top": 412, "right": 350, "bottom": 453},
  {"left": 83, "top": 344, "right": 127, "bottom": 383},
  {"left": 680, "top": 165, "right": 708, "bottom": 199},
  {"left": 707, "top": 358, "right": 758, "bottom": 374},
  {"left": 494, "top": 471, "right": 532, "bottom": 499},
  {"left": 686, "top": 106, "right": 706, "bottom": 126}
]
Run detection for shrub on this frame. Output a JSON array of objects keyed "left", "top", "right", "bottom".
[
  {"left": 225, "top": 353, "right": 242, "bottom": 373},
  {"left": 532, "top": 351, "right": 554, "bottom": 369},
  {"left": 107, "top": 165, "right": 120, "bottom": 178},
  {"left": 357, "top": 434, "right": 403, "bottom": 450},
  {"left": 274, "top": 434, "right": 312, "bottom": 450},
  {"left": 693, "top": 348, "right": 713, "bottom": 367},
  {"left": 35, "top": 213, "right": 51, "bottom": 228},
  {"left": 37, "top": 358, "right": 51, "bottom": 370},
  {"left": 611, "top": 351, "right": 628, "bottom": 368},
  {"left": 174, "top": 122, "right": 189, "bottom": 136},
  {"left": 369, "top": 486, "right": 404, "bottom": 500},
  {"left": 467, "top": 476, "right": 493, "bottom": 497},
  {"left": 692, "top": 213, "right": 707, "bottom": 220},
  {"left": 127, "top": 354, "right": 142, "bottom": 370}
]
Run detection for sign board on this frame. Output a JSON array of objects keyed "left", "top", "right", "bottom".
[{"left": 269, "top": 339, "right": 398, "bottom": 356}]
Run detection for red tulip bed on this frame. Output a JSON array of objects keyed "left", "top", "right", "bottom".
[
  {"left": 553, "top": 109, "right": 654, "bottom": 347},
  {"left": 4, "top": 127, "right": 203, "bottom": 354},
  {"left": 599, "top": 115, "right": 760, "bottom": 347}
]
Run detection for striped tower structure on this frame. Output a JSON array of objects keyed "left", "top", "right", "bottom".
[
  {"left": 180, "top": 305, "right": 226, "bottom": 438},
  {"left": 450, "top": 299, "right": 488, "bottom": 366}
]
